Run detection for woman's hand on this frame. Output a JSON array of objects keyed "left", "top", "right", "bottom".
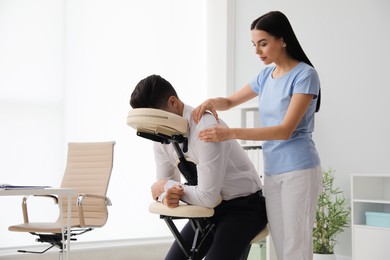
[
  {"left": 192, "top": 99, "right": 219, "bottom": 124},
  {"left": 198, "top": 124, "right": 234, "bottom": 142},
  {"left": 193, "top": 85, "right": 256, "bottom": 124}
]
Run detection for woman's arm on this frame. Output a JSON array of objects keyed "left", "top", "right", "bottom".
[
  {"left": 192, "top": 84, "right": 257, "bottom": 123},
  {"left": 198, "top": 93, "right": 314, "bottom": 142}
]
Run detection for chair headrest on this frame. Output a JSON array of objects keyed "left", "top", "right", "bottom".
[{"left": 127, "top": 108, "right": 188, "bottom": 137}]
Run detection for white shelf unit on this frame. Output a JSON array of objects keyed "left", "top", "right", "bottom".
[
  {"left": 239, "top": 104, "right": 263, "bottom": 147},
  {"left": 351, "top": 174, "right": 390, "bottom": 260}
]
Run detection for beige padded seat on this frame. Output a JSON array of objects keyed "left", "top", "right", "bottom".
[{"left": 149, "top": 201, "right": 214, "bottom": 218}]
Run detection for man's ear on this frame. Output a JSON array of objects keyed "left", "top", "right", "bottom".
[{"left": 168, "top": 96, "right": 178, "bottom": 107}]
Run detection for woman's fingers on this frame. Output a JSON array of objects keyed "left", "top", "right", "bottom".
[{"left": 192, "top": 100, "right": 219, "bottom": 123}]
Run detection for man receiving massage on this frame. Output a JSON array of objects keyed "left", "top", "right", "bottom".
[{"left": 130, "top": 74, "right": 267, "bottom": 260}]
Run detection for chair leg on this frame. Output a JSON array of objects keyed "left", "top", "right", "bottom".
[
  {"left": 162, "top": 216, "right": 215, "bottom": 260},
  {"left": 192, "top": 219, "right": 215, "bottom": 255},
  {"left": 17, "top": 245, "right": 55, "bottom": 254},
  {"left": 164, "top": 217, "right": 192, "bottom": 259}
]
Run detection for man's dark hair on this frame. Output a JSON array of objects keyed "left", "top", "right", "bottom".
[{"left": 130, "top": 74, "right": 178, "bottom": 109}]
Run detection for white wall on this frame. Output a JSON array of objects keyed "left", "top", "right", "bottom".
[
  {"left": 0, "top": 0, "right": 206, "bottom": 248},
  {"left": 0, "top": 0, "right": 65, "bottom": 247},
  {"left": 62, "top": 0, "right": 207, "bottom": 243}
]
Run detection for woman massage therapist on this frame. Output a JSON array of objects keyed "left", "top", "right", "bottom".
[{"left": 192, "top": 11, "right": 323, "bottom": 260}]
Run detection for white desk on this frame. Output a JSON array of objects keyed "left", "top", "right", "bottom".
[{"left": 0, "top": 188, "right": 76, "bottom": 260}]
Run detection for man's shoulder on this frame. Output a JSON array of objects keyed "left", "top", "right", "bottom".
[{"left": 194, "top": 112, "right": 219, "bottom": 130}]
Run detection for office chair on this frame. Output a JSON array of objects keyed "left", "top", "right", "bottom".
[
  {"left": 127, "top": 108, "right": 268, "bottom": 260},
  {"left": 8, "top": 141, "right": 115, "bottom": 257}
]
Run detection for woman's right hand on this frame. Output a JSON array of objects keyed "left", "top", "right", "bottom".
[
  {"left": 192, "top": 99, "right": 219, "bottom": 123},
  {"left": 192, "top": 84, "right": 256, "bottom": 123}
]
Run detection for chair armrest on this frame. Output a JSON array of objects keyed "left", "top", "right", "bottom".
[
  {"left": 77, "top": 194, "right": 112, "bottom": 206},
  {"left": 77, "top": 194, "right": 112, "bottom": 227},
  {"left": 34, "top": 194, "right": 59, "bottom": 203},
  {"left": 149, "top": 201, "right": 214, "bottom": 218},
  {"left": 21, "top": 195, "right": 59, "bottom": 223}
]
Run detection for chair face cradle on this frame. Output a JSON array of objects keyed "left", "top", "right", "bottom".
[
  {"left": 127, "top": 109, "right": 268, "bottom": 260},
  {"left": 8, "top": 141, "right": 115, "bottom": 255},
  {"left": 128, "top": 108, "right": 197, "bottom": 186}
]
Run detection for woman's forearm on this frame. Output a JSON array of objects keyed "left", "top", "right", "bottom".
[{"left": 230, "top": 125, "right": 293, "bottom": 141}]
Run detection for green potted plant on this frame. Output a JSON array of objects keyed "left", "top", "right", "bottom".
[{"left": 313, "top": 168, "right": 350, "bottom": 260}]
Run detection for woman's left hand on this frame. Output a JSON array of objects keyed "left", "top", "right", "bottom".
[{"left": 198, "top": 125, "right": 233, "bottom": 142}]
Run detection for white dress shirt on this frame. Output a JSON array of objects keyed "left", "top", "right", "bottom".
[{"left": 154, "top": 104, "right": 262, "bottom": 208}]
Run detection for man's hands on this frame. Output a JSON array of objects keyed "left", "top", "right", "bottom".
[
  {"left": 151, "top": 179, "right": 167, "bottom": 201},
  {"left": 163, "top": 185, "right": 184, "bottom": 208},
  {"left": 151, "top": 180, "right": 184, "bottom": 208}
]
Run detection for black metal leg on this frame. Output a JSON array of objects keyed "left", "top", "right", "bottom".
[
  {"left": 162, "top": 215, "right": 215, "bottom": 260},
  {"left": 164, "top": 217, "right": 191, "bottom": 259}
]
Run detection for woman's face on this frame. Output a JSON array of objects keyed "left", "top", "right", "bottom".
[{"left": 251, "top": 29, "right": 285, "bottom": 65}]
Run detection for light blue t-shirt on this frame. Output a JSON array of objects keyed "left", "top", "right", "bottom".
[{"left": 250, "top": 62, "right": 320, "bottom": 175}]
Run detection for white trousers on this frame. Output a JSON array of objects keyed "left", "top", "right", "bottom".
[{"left": 264, "top": 166, "right": 323, "bottom": 260}]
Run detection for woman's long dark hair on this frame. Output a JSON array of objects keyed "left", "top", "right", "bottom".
[{"left": 251, "top": 11, "right": 321, "bottom": 112}]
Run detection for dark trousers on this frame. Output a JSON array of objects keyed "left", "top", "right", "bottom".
[{"left": 165, "top": 190, "right": 268, "bottom": 260}]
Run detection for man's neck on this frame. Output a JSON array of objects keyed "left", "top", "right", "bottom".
[{"left": 177, "top": 101, "right": 185, "bottom": 116}]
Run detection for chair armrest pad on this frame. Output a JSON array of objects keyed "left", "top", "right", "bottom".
[
  {"left": 20, "top": 195, "right": 59, "bottom": 223},
  {"left": 77, "top": 194, "right": 111, "bottom": 227},
  {"left": 149, "top": 201, "right": 214, "bottom": 218},
  {"left": 77, "top": 194, "right": 112, "bottom": 206},
  {"left": 33, "top": 194, "right": 59, "bottom": 204}
]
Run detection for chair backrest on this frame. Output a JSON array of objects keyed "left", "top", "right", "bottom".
[{"left": 59, "top": 141, "right": 115, "bottom": 228}]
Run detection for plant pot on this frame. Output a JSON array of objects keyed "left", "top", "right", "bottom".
[{"left": 313, "top": 253, "right": 336, "bottom": 260}]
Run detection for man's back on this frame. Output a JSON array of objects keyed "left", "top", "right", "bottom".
[{"left": 154, "top": 104, "right": 263, "bottom": 207}]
